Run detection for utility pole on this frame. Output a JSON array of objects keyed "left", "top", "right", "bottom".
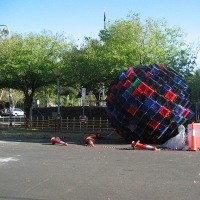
[{"left": 104, "top": 9, "right": 106, "bottom": 29}]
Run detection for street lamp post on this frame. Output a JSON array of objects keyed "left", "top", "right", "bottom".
[
  {"left": 55, "top": 70, "right": 62, "bottom": 134},
  {"left": 8, "top": 88, "right": 13, "bottom": 126},
  {"left": 0, "top": 24, "right": 9, "bottom": 37},
  {"left": 1, "top": 25, "right": 12, "bottom": 125}
]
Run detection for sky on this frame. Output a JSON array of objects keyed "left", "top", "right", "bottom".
[{"left": 0, "top": 0, "right": 200, "bottom": 66}]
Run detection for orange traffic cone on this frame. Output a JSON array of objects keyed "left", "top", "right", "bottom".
[
  {"left": 51, "top": 137, "right": 68, "bottom": 146},
  {"left": 190, "top": 122, "right": 197, "bottom": 151},
  {"left": 131, "top": 141, "right": 159, "bottom": 151},
  {"left": 85, "top": 136, "right": 95, "bottom": 147}
]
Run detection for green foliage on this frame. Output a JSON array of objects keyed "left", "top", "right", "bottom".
[
  {"left": 0, "top": 31, "right": 73, "bottom": 118},
  {"left": 66, "top": 14, "right": 198, "bottom": 99},
  {"left": 99, "top": 14, "right": 196, "bottom": 78}
]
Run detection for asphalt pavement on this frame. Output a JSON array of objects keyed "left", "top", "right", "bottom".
[{"left": 0, "top": 134, "right": 200, "bottom": 200}]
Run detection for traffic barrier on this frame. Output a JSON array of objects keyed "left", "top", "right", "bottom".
[
  {"left": 51, "top": 137, "right": 68, "bottom": 146},
  {"left": 85, "top": 136, "right": 95, "bottom": 147},
  {"left": 190, "top": 122, "right": 197, "bottom": 151},
  {"left": 131, "top": 141, "right": 159, "bottom": 151},
  {"left": 187, "top": 123, "right": 200, "bottom": 149}
]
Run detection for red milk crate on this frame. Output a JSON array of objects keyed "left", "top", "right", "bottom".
[
  {"left": 137, "top": 82, "right": 148, "bottom": 93},
  {"left": 110, "top": 85, "right": 116, "bottom": 92},
  {"left": 128, "top": 105, "right": 138, "bottom": 116},
  {"left": 127, "top": 70, "right": 136, "bottom": 78},
  {"left": 144, "top": 85, "right": 155, "bottom": 97},
  {"left": 182, "top": 108, "right": 190, "bottom": 117},
  {"left": 133, "top": 88, "right": 142, "bottom": 98},
  {"left": 107, "top": 93, "right": 114, "bottom": 102},
  {"left": 116, "top": 81, "right": 123, "bottom": 89},
  {"left": 165, "top": 90, "right": 177, "bottom": 101},
  {"left": 149, "top": 119, "right": 160, "bottom": 130},
  {"left": 159, "top": 106, "right": 171, "bottom": 117},
  {"left": 123, "top": 80, "right": 132, "bottom": 88},
  {"left": 146, "top": 71, "right": 153, "bottom": 77}
]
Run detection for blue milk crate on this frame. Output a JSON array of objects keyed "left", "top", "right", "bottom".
[
  {"left": 151, "top": 66, "right": 159, "bottom": 76},
  {"left": 122, "top": 90, "right": 132, "bottom": 100},
  {"left": 131, "top": 98, "right": 142, "bottom": 109},
  {"left": 150, "top": 100, "right": 161, "bottom": 113},
  {"left": 187, "top": 109, "right": 195, "bottom": 120},
  {"left": 174, "top": 76, "right": 182, "bottom": 84},
  {"left": 163, "top": 84, "right": 172, "bottom": 92},
  {"left": 173, "top": 115, "right": 183, "bottom": 123},
  {"left": 144, "top": 97, "right": 154, "bottom": 108},
  {"left": 139, "top": 104, "right": 149, "bottom": 114},
  {"left": 118, "top": 72, "right": 127, "bottom": 82},
  {"left": 173, "top": 105, "right": 185, "bottom": 116}
]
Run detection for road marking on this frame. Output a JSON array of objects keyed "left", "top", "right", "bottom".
[{"left": 0, "top": 157, "right": 19, "bottom": 163}]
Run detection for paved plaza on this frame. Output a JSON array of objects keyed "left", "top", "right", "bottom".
[{"left": 0, "top": 134, "right": 200, "bottom": 200}]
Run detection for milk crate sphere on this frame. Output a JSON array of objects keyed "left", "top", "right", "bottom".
[{"left": 106, "top": 64, "right": 195, "bottom": 144}]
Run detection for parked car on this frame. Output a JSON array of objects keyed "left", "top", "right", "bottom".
[{"left": 0, "top": 108, "right": 25, "bottom": 116}]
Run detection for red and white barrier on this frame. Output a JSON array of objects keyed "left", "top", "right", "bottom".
[
  {"left": 85, "top": 136, "right": 95, "bottom": 147},
  {"left": 187, "top": 123, "right": 200, "bottom": 150},
  {"left": 131, "top": 141, "right": 159, "bottom": 151},
  {"left": 51, "top": 137, "right": 68, "bottom": 146}
]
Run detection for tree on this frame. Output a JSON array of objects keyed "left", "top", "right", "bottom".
[
  {"left": 98, "top": 13, "right": 197, "bottom": 80},
  {"left": 0, "top": 31, "right": 72, "bottom": 119},
  {"left": 64, "top": 13, "right": 197, "bottom": 102}
]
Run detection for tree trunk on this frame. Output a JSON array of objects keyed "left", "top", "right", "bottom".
[{"left": 23, "top": 91, "right": 34, "bottom": 127}]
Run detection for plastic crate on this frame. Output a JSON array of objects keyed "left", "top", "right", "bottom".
[
  {"left": 119, "top": 72, "right": 127, "bottom": 82},
  {"left": 182, "top": 108, "right": 190, "bottom": 117},
  {"left": 132, "top": 78, "right": 142, "bottom": 89},
  {"left": 146, "top": 108, "right": 157, "bottom": 118},
  {"left": 126, "top": 69, "right": 136, "bottom": 78},
  {"left": 141, "top": 115, "right": 151, "bottom": 125},
  {"left": 133, "top": 89, "right": 142, "bottom": 98},
  {"left": 186, "top": 109, "right": 195, "bottom": 120},
  {"left": 165, "top": 90, "right": 177, "bottom": 101},
  {"left": 128, "top": 105, "right": 138, "bottom": 116},
  {"left": 153, "top": 113, "right": 164, "bottom": 122},
  {"left": 116, "top": 81, "right": 124, "bottom": 89},
  {"left": 134, "top": 110, "right": 144, "bottom": 120},
  {"left": 123, "top": 80, "right": 132, "bottom": 88},
  {"left": 107, "top": 93, "right": 114, "bottom": 102},
  {"left": 157, "top": 95, "right": 167, "bottom": 105},
  {"left": 152, "top": 92, "right": 160, "bottom": 101},
  {"left": 138, "top": 93, "right": 147, "bottom": 102},
  {"left": 144, "top": 97, "right": 154, "bottom": 107},
  {"left": 165, "top": 100, "right": 176, "bottom": 110},
  {"left": 173, "top": 115, "right": 183, "bottom": 123},
  {"left": 144, "top": 86, "right": 155, "bottom": 97},
  {"left": 134, "top": 126, "right": 145, "bottom": 137},
  {"left": 150, "top": 101, "right": 161, "bottom": 113},
  {"left": 173, "top": 105, "right": 185, "bottom": 116},
  {"left": 139, "top": 104, "right": 149, "bottom": 114},
  {"left": 159, "top": 106, "right": 171, "bottom": 117},
  {"left": 145, "top": 125, "right": 155, "bottom": 135},
  {"left": 174, "top": 76, "right": 182, "bottom": 84},
  {"left": 151, "top": 66, "right": 159, "bottom": 76},
  {"left": 137, "top": 82, "right": 148, "bottom": 93},
  {"left": 163, "top": 84, "right": 172, "bottom": 92},
  {"left": 149, "top": 119, "right": 160, "bottom": 129},
  {"left": 122, "top": 90, "right": 132, "bottom": 100}
]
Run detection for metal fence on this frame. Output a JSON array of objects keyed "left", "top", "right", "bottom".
[{"left": 0, "top": 116, "right": 114, "bottom": 133}]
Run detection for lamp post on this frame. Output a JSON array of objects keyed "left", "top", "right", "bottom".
[
  {"left": 1, "top": 25, "right": 12, "bottom": 125},
  {"left": 0, "top": 24, "right": 9, "bottom": 38},
  {"left": 8, "top": 89, "right": 13, "bottom": 126},
  {"left": 55, "top": 70, "right": 62, "bottom": 134}
]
